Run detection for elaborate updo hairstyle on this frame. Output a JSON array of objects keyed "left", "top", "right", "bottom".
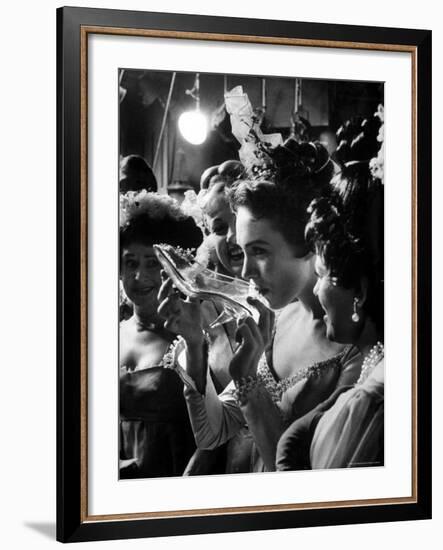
[
  {"left": 200, "top": 159, "right": 245, "bottom": 191},
  {"left": 333, "top": 110, "right": 383, "bottom": 238},
  {"left": 306, "top": 107, "right": 384, "bottom": 331},
  {"left": 229, "top": 138, "right": 335, "bottom": 257},
  {"left": 119, "top": 190, "right": 203, "bottom": 254}
]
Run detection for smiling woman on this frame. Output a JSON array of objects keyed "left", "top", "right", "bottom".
[
  {"left": 198, "top": 160, "right": 246, "bottom": 277},
  {"left": 120, "top": 244, "right": 162, "bottom": 318},
  {"left": 119, "top": 191, "right": 203, "bottom": 479},
  {"left": 276, "top": 164, "right": 384, "bottom": 470}
]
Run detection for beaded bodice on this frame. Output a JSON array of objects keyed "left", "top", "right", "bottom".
[
  {"left": 356, "top": 342, "right": 384, "bottom": 386},
  {"left": 256, "top": 346, "right": 351, "bottom": 404}
]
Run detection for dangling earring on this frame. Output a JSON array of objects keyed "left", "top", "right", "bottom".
[{"left": 351, "top": 297, "right": 360, "bottom": 323}]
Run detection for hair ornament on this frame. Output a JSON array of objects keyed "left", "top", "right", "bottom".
[
  {"left": 180, "top": 189, "right": 207, "bottom": 231},
  {"left": 225, "top": 86, "right": 334, "bottom": 185},
  {"left": 224, "top": 86, "right": 283, "bottom": 178},
  {"left": 369, "top": 104, "right": 384, "bottom": 184},
  {"left": 268, "top": 139, "right": 334, "bottom": 183},
  {"left": 119, "top": 189, "right": 186, "bottom": 229}
]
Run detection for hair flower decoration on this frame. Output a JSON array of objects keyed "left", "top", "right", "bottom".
[
  {"left": 369, "top": 104, "right": 385, "bottom": 184},
  {"left": 224, "top": 86, "right": 283, "bottom": 178},
  {"left": 180, "top": 189, "right": 207, "bottom": 231},
  {"left": 225, "top": 86, "right": 333, "bottom": 184},
  {"left": 119, "top": 189, "right": 185, "bottom": 229}
]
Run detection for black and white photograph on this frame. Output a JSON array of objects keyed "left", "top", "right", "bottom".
[
  {"left": 0, "top": 0, "right": 437, "bottom": 546},
  {"left": 118, "top": 69, "right": 385, "bottom": 480}
]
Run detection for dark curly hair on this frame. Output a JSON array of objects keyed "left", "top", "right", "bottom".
[
  {"left": 306, "top": 176, "right": 384, "bottom": 332},
  {"left": 306, "top": 106, "right": 384, "bottom": 331},
  {"left": 228, "top": 138, "right": 335, "bottom": 256},
  {"left": 334, "top": 113, "right": 382, "bottom": 167},
  {"left": 330, "top": 108, "right": 384, "bottom": 292}
]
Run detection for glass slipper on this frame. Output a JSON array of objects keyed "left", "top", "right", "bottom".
[{"left": 154, "top": 243, "right": 261, "bottom": 328}]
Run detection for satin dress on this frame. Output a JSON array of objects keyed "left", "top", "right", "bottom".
[
  {"left": 119, "top": 341, "right": 196, "bottom": 479},
  {"left": 275, "top": 358, "right": 384, "bottom": 470}
]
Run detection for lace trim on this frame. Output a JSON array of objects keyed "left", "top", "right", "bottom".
[
  {"left": 121, "top": 338, "right": 179, "bottom": 373},
  {"left": 257, "top": 346, "right": 351, "bottom": 404},
  {"left": 161, "top": 337, "right": 183, "bottom": 369},
  {"left": 161, "top": 337, "right": 192, "bottom": 390}
]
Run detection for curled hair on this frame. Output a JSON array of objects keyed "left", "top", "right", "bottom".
[
  {"left": 306, "top": 181, "right": 384, "bottom": 332},
  {"left": 306, "top": 108, "right": 385, "bottom": 331},
  {"left": 334, "top": 113, "right": 382, "bottom": 167},
  {"left": 306, "top": 196, "right": 364, "bottom": 287},
  {"left": 228, "top": 138, "right": 334, "bottom": 255},
  {"left": 269, "top": 140, "right": 334, "bottom": 183},
  {"left": 305, "top": 111, "right": 383, "bottom": 330},
  {"left": 200, "top": 160, "right": 245, "bottom": 190},
  {"left": 198, "top": 160, "right": 245, "bottom": 237},
  {"left": 119, "top": 191, "right": 203, "bottom": 253}
]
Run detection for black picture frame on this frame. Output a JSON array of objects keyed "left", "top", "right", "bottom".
[{"left": 57, "top": 6, "right": 432, "bottom": 543}]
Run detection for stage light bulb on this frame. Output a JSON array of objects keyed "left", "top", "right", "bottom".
[{"left": 178, "top": 110, "right": 208, "bottom": 145}]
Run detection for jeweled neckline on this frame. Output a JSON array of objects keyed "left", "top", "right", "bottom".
[
  {"left": 257, "top": 346, "right": 352, "bottom": 403},
  {"left": 356, "top": 341, "right": 384, "bottom": 385}
]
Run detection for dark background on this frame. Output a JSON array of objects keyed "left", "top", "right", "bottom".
[{"left": 119, "top": 69, "right": 383, "bottom": 194}]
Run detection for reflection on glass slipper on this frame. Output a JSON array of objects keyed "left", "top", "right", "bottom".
[{"left": 154, "top": 244, "right": 260, "bottom": 328}]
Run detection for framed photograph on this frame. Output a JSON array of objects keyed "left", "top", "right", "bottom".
[{"left": 57, "top": 6, "right": 432, "bottom": 543}]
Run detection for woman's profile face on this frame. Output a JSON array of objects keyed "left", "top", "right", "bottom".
[
  {"left": 120, "top": 242, "right": 162, "bottom": 313},
  {"left": 236, "top": 206, "right": 314, "bottom": 309},
  {"left": 313, "top": 254, "right": 357, "bottom": 343},
  {"left": 203, "top": 185, "right": 244, "bottom": 277}
]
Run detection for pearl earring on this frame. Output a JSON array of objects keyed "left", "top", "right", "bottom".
[{"left": 352, "top": 297, "right": 360, "bottom": 323}]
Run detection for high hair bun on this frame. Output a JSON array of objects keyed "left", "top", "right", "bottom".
[
  {"left": 200, "top": 160, "right": 245, "bottom": 190},
  {"left": 200, "top": 165, "right": 219, "bottom": 190},
  {"left": 267, "top": 138, "right": 334, "bottom": 185},
  {"left": 334, "top": 113, "right": 382, "bottom": 166},
  {"left": 218, "top": 160, "right": 245, "bottom": 183}
]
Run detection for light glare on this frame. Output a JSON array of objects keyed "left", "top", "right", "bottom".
[{"left": 178, "top": 110, "right": 208, "bottom": 145}]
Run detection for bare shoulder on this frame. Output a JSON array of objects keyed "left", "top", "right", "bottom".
[{"left": 120, "top": 316, "right": 135, "bottom": 334}]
